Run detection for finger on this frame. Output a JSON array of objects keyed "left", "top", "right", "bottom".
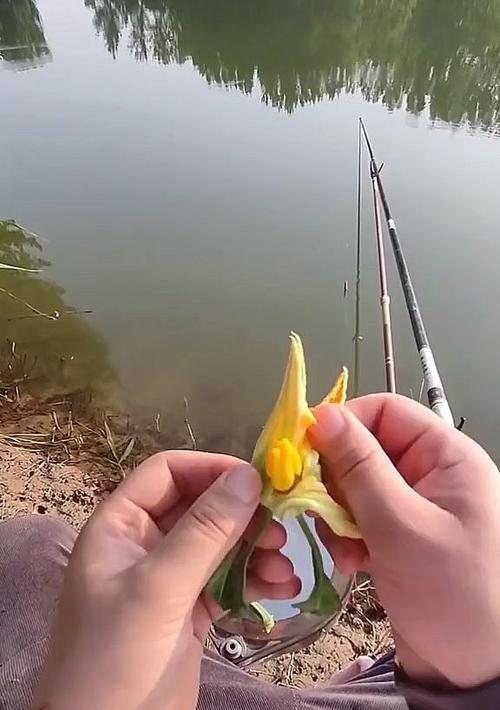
[
  {"left": 145, "top": 464, "right": 261, "bottom": 606},
  {"left": 309, "top": 403, "right": 430, "bottom": 541},
  {"left": 246, "top": 516, "right": 287, "bottom": 550},
  {"left": 166, "top": 451, "right": 245, "bottom": 499},
  {"left": 157, "top": 499, "right": 190, "bottom": 534},
  {"left": 345, "top": 394, "right": 486, "bottom": 487},
  {"left": 315, "top": 518, "right": 369, "bottom": 574},
  {"left": 247, "top": 572, "right": 302, "bottom": 601},
  {"left": 158, "top": 504, "right": 287, "bottom": 552},
  {"left": 249, "top": 549, "right": 295, "bottom": 584},
  {"left": 110, "top": 451, "right": 244, "bottom": 519}
]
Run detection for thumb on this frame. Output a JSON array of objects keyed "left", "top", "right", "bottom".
[
  {"left": 147, "top": 464, "right": 261, "bottom": 606},
  {"left": 310, "top": 404, "right": 425, "bottom": 543}
]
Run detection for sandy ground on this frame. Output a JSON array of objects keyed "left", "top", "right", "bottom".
[{"left": 0, "top": 398, "right": 391, "bottom": 687}]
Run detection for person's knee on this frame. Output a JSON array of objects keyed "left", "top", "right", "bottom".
[
  {"left": 0, "top": 514, "right": 77, "bottom": 573},
  {"left": 0, "top": 514, "right": 76, "bottom": 673}
]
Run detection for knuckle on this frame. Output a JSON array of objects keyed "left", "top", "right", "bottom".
[
  {"left": 435, "top": 446, "right": 467, "bottom": 474},
  {"left": 188, "top": 502, "right": 232, "bottom": 544},
  {"left": 336, "top": 445, "right": 380, "bottom": 486}
]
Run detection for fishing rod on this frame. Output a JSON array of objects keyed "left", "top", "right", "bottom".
[
  {"left": 365, "top": 132, "right": 396, "bottom": 393},
  {"left": 359, "top": 118, "right": 454, "bottom": 426},
  {"left": 353, "top": 120, "right": 362, "bottom": 397}
]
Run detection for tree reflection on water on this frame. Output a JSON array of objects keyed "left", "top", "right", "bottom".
[
  {"left": 0, "top": 220, "right": 116, "bottom": 400},
  {"left": 82, "top": 0, "right": 500, "bottom": 132},
  {"left": 0, "top": 0, "right": 50, "bottom": 67}
]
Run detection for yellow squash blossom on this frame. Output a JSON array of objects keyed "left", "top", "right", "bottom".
[
  {"left": 208, "top": 333, "right": 359, "bottom": 632},
  {"left": 252, "top": 332, "right": 360, "bottom": 539}
]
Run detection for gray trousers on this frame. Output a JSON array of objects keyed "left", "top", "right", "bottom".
[{"left": 0, "top": 515, "right": 405, "bottom": 710}]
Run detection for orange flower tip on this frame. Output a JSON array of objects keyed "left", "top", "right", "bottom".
[
  {"left": 302, "top": 409, "right": 316, "bottom": 429},
  {"left": 325, "top": 366, "right": 349, "bottom": 405}
]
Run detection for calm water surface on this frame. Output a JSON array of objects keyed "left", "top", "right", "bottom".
[{"left": 2, "top": 0, "right": 500, "bottom": 464}]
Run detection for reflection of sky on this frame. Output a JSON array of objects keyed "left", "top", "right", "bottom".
[{"left": 263, "top": 518, "right": 335, "bottom": 622}]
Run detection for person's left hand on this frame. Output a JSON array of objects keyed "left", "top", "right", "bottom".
[{"left": 33, "top": 451, "right": 300, "bottom": 710}]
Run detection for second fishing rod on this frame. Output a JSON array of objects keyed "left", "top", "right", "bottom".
[{"left": 359, "top": 118, "right": 454, "bottom": 426}]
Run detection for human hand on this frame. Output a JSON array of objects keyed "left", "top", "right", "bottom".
[
  {"left": 33, "top": 452, "right": 300, "bottom": 710},
  {"left": 310, "top": 394, "right": 500, "bottom": 689}
]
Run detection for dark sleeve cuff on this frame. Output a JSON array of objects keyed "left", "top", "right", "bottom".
[{"left": 396, "top": 666, "right": 500, "bottom": 710}]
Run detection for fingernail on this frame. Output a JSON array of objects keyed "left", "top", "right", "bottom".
[
  {"left": 223, "top": 464, "right": 262, "bottom": 504},
  {"left": 311, "top": 404, "right": 347, "bottom": 441}
]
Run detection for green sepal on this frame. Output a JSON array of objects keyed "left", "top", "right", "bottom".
[
  {"left": 205, "top": 509, "right": 275, "bottom": 633},
  {"left": 293, "top": 514, "right": 340, "bottom": 616},
  {"left": 293, "top": 569, "right": 340, "bottom": 615},
  {"left": 249, "top": 601, "right": 275, "bottom": 634}
]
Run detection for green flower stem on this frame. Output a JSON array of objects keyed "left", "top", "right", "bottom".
[
  {"left": 294, "top": 513, "right": 340, "bottom": 615},
  {"left": 206, "top": 507, "right": 275, "bottom": 631},
  {"left": 297, "top": 513, "right": 324, "bottom": 573}
]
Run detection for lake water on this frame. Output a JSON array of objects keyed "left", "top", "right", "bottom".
[{"left": 2, "top": 0, "right": 500, "bottom": 466}]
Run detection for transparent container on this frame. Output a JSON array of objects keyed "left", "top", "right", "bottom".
[{"left": 211, "top": 518, "right": 353, "bottom": 666}]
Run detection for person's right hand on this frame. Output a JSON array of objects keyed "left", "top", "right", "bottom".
[{"left": 309, "top": 394, "right": 500, "bottom": 689}]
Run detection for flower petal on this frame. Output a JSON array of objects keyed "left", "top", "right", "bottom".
[
  {"left": 252, "top": 332, "right": 311, "bottom": 476},
  {"left": 306, "top": 491, "right": 361, "bottom": 539},
  {"left": 265, "top": 475, "right": 361, "bottom": 539},
  {"left": 323, "top": 366, "right": 348, "bottom": 405}
]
